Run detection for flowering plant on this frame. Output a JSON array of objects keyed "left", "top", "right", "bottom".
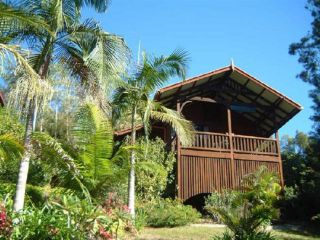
[
  {"left": 101, "top": 192, "right": 135, "bottom": 238},
  {"left": 0, "top": 204, "right": 12, "bottom": 238}
]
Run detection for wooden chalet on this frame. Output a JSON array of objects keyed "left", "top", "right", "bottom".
[{"left": 116, "top": 64, "right": 302, "bottom": 201}]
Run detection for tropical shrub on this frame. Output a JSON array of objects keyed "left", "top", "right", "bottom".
[
  {"left": 135, "top": 137, "right": 176, "bottom": 201},
  {"left": 205, "top": 167, "right": 281, "bottom": 240},
  {"left": 0, "top": 109, "right": 24, "bottom": 140},
  {"left": 0, "top": 109, "right": 23, "bottom": 183},
  {"left": 212, "top": 231, "right": 276, "bottom": 240},
  {"left": 0, "top": 193, "right": 134, "bottom": 240},
  {"left": 137, "top": 198, "right": 200, "bottom": 227},
  {"left": 101, "top": 192, "right": 135, "bottom": 238},
  {"left": 0, "top": 203, "right": 12, "bottom": 239},
  {"left": 281, "top": 132, "right": 320, "bottom": 223}
]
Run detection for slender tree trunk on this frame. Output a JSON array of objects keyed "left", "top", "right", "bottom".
[
  {"left": 13, "top": 103, "right": 34, "bottom": 211},
  {"left": 128, "top": 105, "right": 137, "bottom": 217},
  {"left": 14, "top": 34, "right": 54, "bottom": 211},
  {"left": 55, "top": 104, "right": 58, "bottom": 138},
  {"left": 32, "top": 98, "right": 38, "bottom": 131}
]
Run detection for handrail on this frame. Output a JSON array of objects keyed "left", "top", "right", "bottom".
[
  {"left": 193, "top": 131, "right": 229, "bottom": 136},
  {"left": 232, "top": 135, "right": 278, "bottom": 154},
  {"left": 231, "top": 133, "right": 276, "bottom": 141},
  {"left": 182, "top": 131, "right": 279, "bottom": 155}
]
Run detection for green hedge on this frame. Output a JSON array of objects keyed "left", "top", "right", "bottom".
[{"left": 137, "top": 198, "right": 200, "bottom": 228}]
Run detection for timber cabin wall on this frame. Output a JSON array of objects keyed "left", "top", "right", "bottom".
[{"left": 174, "top": 100, "right": 283, "bottom": 201}]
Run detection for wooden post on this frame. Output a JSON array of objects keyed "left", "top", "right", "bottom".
[
  {"left": 176, "top": 101, "right": 182, "bottom": 199},
  {"left": 275, "top": 131, "right": 284, "bottom": 187},
  {"left": 227, "top": 108, "right": 235, "bottom": 188}
]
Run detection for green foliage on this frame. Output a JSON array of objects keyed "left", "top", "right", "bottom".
[
  {"left": 135, "top": 137, "right": 176, "bottom": 201},
  {"left": 136, "top": 161, "right": 167, "bottom": 201},
  {"left": 212, "top": 230, "right": 276, "bottom": 240},
  {"left": 289, "top": 0, "right": 320, "bottom": 139},
  {"left": 0, "top": 116, "right": 22, "bottom": 163},
  {"left": 112, "top": 49, "right": 194, "bottom": 146},
  {"left": 0, "top": 192, "right": 134, "bottom": 240},
  {"left": 137, "top": 198, "right": 200, "bottom": 228},
  {"left": 0, "top": 134, "right": 23, "bottom": 162},
  {"left": 101, "top": 192, "right": 135, "bottom": 237},
  {"left": 0, "top": 109, "right": 24, "bottom": 140},
  {"left": 205, "top": 167, "right": 281, "bottom": 240},
  {"left": 0, "top": 109, "right": 23, "bottom": 183},
  {"left": 288, "top": 0, "right": 320, "bottom": 224},
  {"left": 72, "top": 103, "right": 130, "bottom": 198},
  {"left": 281, "top": 132, "right": 320, "bottom": 222}
]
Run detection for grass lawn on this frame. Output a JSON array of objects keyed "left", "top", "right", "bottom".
[{"left": 135, "top": 226, "right": 320, "bottom": 240}]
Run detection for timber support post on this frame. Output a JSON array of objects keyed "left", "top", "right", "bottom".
[
  {"left": 276, "top": 131, "right": 284, "bottom": 187},
  {"left": 227, "top": 108, "right": 235, "bottom": 188},
  {"left": 176, "top": 101, "right": 181, "bottom": 198}
]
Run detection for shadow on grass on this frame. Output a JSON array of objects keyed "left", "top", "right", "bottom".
[{"left": 273, "top": 222, "right": 320, "bottom": 238}]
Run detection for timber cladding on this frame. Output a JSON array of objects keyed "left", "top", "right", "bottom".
[
  {"left": 179, "top": 155, "right": 281, "bottom": 201},
  {"left": 179, "top": 156, "right": 232, "bottom": 201}
]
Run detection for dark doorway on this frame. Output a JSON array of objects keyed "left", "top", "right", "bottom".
[{"left": 184, "top": 193, "right": 211, "bottom": 214}]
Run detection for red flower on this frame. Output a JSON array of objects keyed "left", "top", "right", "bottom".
[
  {"left": 0, "top": 208, "right": 7, "bottom": 228},
  {"left": 99, "top": 226, "right": 113, "bottom": 240},
  {"left": 107, "top": 208, "right": 113, "bottom": 216},
  {"left": 121, "top": 205, "right": 130, "bottom": 213}
]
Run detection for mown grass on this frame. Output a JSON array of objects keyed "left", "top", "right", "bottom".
[{"left": 135, "top": 226, "right": 320, "bottom": 240}]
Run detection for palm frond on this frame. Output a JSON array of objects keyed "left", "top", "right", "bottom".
[
  {"left": 137, "top": 49, "right": 189, "bottom": 93},
  {"left": 0, "top": 2, "right": 51, "bottom": 38},
  {"left": 74, "top": 0, "right": 110, "bottom": 13},
  {"left": 149, "top": 101, "right": 194, "bottom": 146},
  {"left": 0, "top": 44, "right": 38, "bottom": 78},
  {"left": 32, "top": 131, "right": 91, "bottom": 201},
  {"left": 73, "top": 103, "right": 114, "bottom": 183},
  {"left": 7, "top": 67, "right": 53, "bottom": 118},
  {"left": 60, "top": 20, "right": 129, "bottom": 103},
  {"left": 0, "top": 134, "right": 23, "bottom": 161}
]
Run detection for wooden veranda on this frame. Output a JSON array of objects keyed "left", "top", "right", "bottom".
[
  {"left": 175, "top": 128, "right": 282, "bottom": 200},
  {"left": 155, "top": 64, "right": 302, "bottom": 201}
]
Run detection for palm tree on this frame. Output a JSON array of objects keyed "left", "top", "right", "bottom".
[
  {"left": 113, "top": 49, "right": 194, "bottom": 217},
  {"left": 0, "top": 0, "right": 128, "bottom": 211}
]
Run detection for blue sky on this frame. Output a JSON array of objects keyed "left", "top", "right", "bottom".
[{"left": 83, "top": 0, "right": 313, "bottom": 137}]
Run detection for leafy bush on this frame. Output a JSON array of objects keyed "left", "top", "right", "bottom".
[
  {"left": 212, "top": 230, "right": 276, "bottom": 240},
  {"left": 135, "top": 137, "right": 176, "bottom": 201},
  {"left": 205, "top": 167, "right": 281, "bottom": 240},
  {"left": 137, "top": 198, "right": 200, "bottom": 227},
  {"left": 281, "top": 132, "right": 320, "bottom": 222},
  {"left": 0, "top": 193, "right": 134, "bottom": 240},
  {"left": 101, "top": 192, "right": 135, "bottom": 237},
  {"left": 136, "top": 161, "right": 167, "bottom": 200}
]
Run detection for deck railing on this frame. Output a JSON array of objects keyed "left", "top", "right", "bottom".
[
  {"left": 192, "top": 131, "right": 230, "bottom": 150},
  {"left": 188, "top": 131, "right": 278, "bottom": 155},
  {"left": 232, "top": 134, "right": 278, "bottom": 155}
]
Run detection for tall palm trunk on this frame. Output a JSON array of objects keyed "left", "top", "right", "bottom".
[
  {"left": 128, "top": 105, "right": 137, "bottom": 217},
  {"left": 13, "top": 103, "right": 34, "bottom": 211},
  {"left": 14, "top": 36, "right": 53, "bottom": 211}
]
